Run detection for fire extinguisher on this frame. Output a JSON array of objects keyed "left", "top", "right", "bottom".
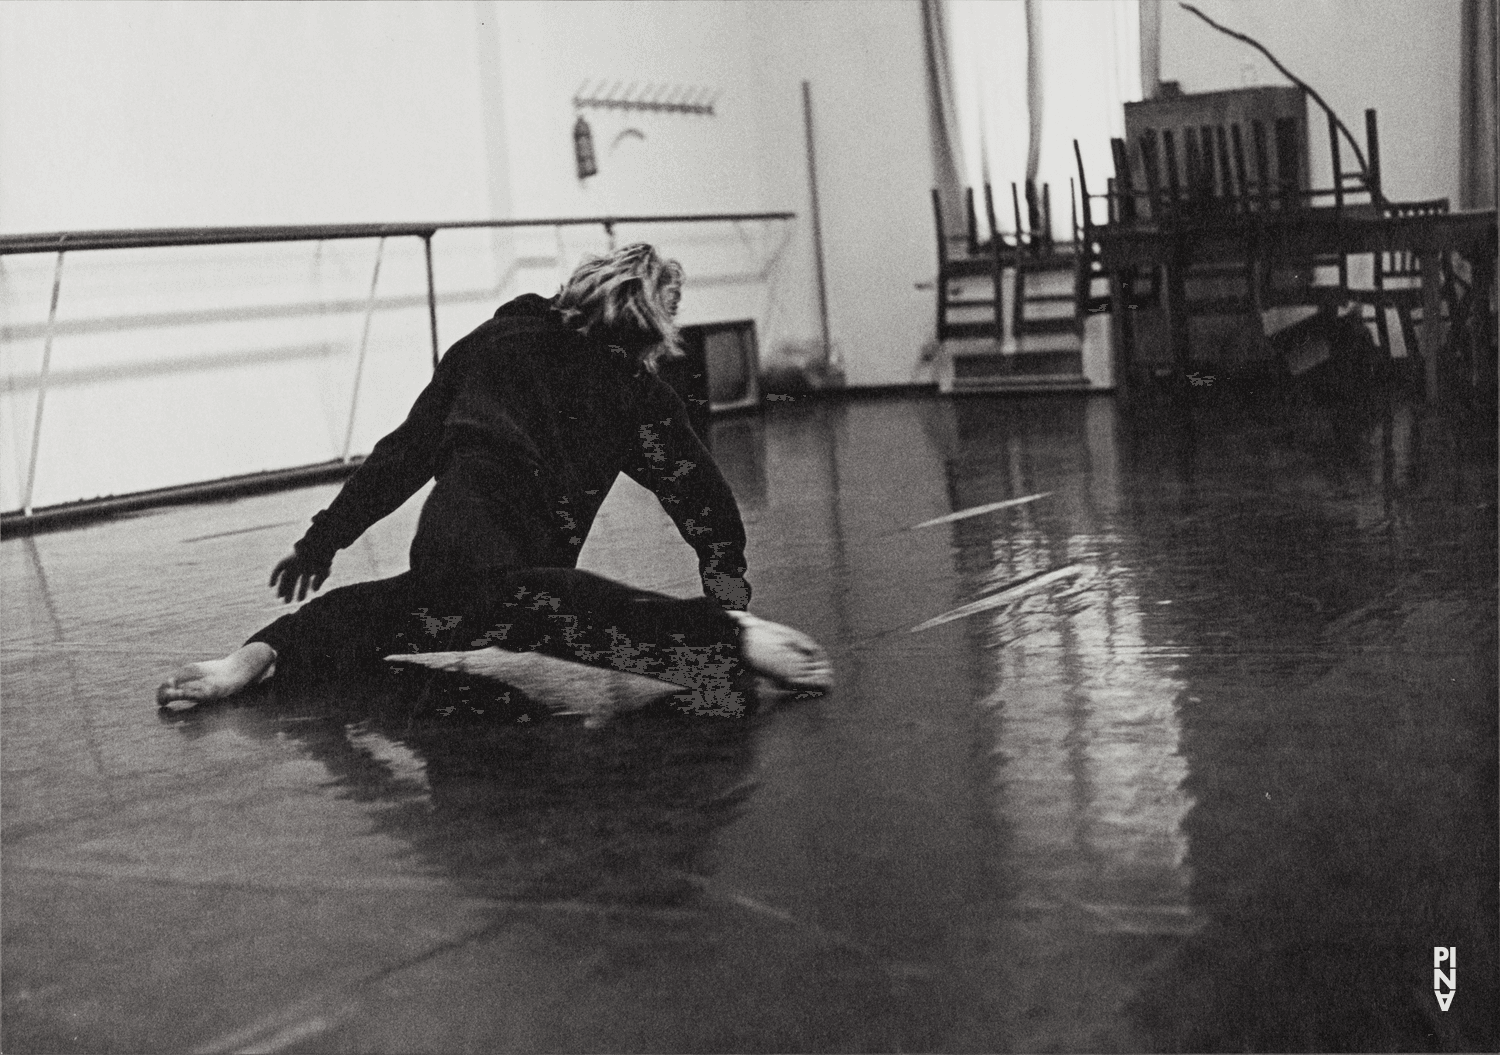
[{"left": 573, "top": 115, "right": 598, "bottom": 180}]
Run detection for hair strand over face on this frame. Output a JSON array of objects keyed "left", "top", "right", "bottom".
[{"left": 555, "top": 243, "right": 685, "bottom": 372}]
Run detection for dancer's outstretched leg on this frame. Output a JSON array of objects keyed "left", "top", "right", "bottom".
[
  {"left": 387, "top": 647, "right": 686, "bottom": 727},
  {"left": 384, "top": 568, "right": 833, "bottom": 722},
  {"left": 155, "top": 572, "right": 430, "bottom": 707},
  {"left": 157, "top": 642, "right": 277, "bottom": 707},
  {"left": 387, "top": 608, "right": 833, "bottom": 708},
  {"left": 155, "top": 567, "right": 832, "bottom": 718},
  {"left": 726, "top": 611, "right": 834, "bottom": 691}
]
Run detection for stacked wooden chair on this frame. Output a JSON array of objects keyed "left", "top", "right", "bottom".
[
  {"left": 932, "top": 187, "right": 1004, "bottom": 342},
  {"left": 1100, "top": 108, "right": 1389, "bottom": 321},
  {"left": 1010, "top": 179, "right": 1083, "bottom": 341},
  {"left": 1132, "top": 122, "right": 1272, "bottom": 317},
  {"left": 964, "top": 184, "right": 1003, "bottom": 258},
  {"left": 1356, "top": 196, "right": 1450, "bottom": 361},
  {"left": 1306, "top": 109, "right": 1384, "bottom": 303}
]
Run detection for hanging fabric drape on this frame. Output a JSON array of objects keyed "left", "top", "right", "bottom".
[
  {"left": 945, "top": 0, "right": 1141, "bottom": 242},
  {"left": 948, "top": 0, "right": 1029, "bottom": 236},
  {"left": 1025, "top": 0, "right": 1044, "bottom": 185},
  {"left": 1460, "top": 0, "right": 1497, "bottom": 209},
  {"left": 922, "top": 0, "right": 969, "bottom": 239},
  {"left": 1032, "top": 0, "right": 1141, "bottom": 240}
]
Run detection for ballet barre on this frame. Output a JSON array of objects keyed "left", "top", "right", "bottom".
[{"left": 0, "top": 211, "right": 795, "bottom": 529}]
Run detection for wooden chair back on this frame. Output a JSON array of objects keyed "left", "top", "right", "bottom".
[
  {"left": 1326, "top": 108, "right": 1384, "bottom": 215},
  {"left": 1379, "top": 198, "right": 1451, "bottom": 287}
]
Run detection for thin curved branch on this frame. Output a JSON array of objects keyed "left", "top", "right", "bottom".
[{"left": 1178, "top": 3, "right": 1371, "bottom": 181}]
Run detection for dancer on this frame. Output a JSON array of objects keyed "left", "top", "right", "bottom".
[
  {"left": 267, "top": 242, "right": 748, "bottom": 610},
  {"left": 158, "top": 243, "right": 831, "bottom": 717}
]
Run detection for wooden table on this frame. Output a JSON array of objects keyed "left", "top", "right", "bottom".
[{"left": 1093, "top": 208, "right": 1497, "bottom": 400}]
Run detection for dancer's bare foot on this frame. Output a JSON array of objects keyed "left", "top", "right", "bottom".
[
  {"left": 157, "top": 643, "right": 277, "bottom": 707},
  {"left": 728, "top": 612, "right": 833, "bottom": 691},
  {"left": 385, "top": 646, "right": 682, "bottom": 726}
]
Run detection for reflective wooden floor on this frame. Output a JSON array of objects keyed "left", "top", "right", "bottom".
[{"left": 3, "top": 390, "right": 1496, "bottom": 1052}]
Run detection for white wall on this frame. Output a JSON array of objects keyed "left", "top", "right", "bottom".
[
  {"left": 1159, "top": 0, "right": 1464, "bottom": 206},
  {"left": 478, "top": 0, "right": 937, "bottom": 387},
  {"left": 3, "top": 0, "right": 1472, "bottom": 510},
  {"left": 0, "top": 1, "right": 496, "bottom": 229},
  {"left": 1, "top": 0, "right": 942, "bottom": 510},
  {"left": 475, "top": 0, "right": 796, "bottom": 342},
  {"left": 745, "top": 0, "right": 939, "bottom": 388},
  {"left": 0, "top": 1, "right": 502, "bottom": 510}
]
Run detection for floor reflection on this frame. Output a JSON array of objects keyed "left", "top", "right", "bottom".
[
  {"left": 936, "top": 396, "right": 1198, "bottom": 931},
  {"left": 160, "top": 676, "right": 761, "bottom": 911},
  {"left": 919, "top": 389, "right": 1496, "bottom": 1049},
  {"left": 3, "top": 388, "right": 1494, "bottom": 1052},
  {"left": 1116, "top": 391, "right": 1498, "bottom": 1051}
]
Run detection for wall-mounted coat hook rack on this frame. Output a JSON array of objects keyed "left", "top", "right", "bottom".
[{"left": 573, "top": 80, "right": 718, "bottom": 116}]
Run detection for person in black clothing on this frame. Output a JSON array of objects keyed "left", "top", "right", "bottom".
[
  {"left": 157, "top": 244, "right": 831, "bottom": 716},
  {"left": 275, "top": 242, "right": 749, "bottom": 608}
]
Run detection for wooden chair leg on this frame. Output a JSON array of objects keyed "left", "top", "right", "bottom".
[
  {"left": 993, "top": 252, "right": 1005, "bottom": 338},
  {"left": 1012, "top": 257, "right": 1026, "bottom": 339},
  {"left": 966, "top": 187, "right": 979, "bottom": 256},
  {"left": 1373, "top": 302, "right": 1393, "bottom": 359}
]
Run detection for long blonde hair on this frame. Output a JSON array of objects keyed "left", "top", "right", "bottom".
[{"left": 555, "top": 243, "right": 685, "bottom": 372}]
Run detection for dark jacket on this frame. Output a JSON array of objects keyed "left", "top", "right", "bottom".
[{"left": 295, "top": 294, "right": 749, "bottom": 606}]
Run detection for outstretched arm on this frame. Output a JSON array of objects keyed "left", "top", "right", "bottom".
[
  {"left": 279, "top": 340, "right": 470, "bottom": 595},
  {"left": 269, "top": 550, "right": 329, "bottom": 603},
  {"left": 625, "top": 383, "right": 751, "bottom": 611}
]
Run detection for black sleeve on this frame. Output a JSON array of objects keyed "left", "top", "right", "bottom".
[
  {"left": 294, "top": 340, "right": 470, "bottom": 565},
  {"left": 624, "top": 381, "right": 751, "bottom": 609}
]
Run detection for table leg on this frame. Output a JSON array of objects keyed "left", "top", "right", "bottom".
[
  {"left": 1470, "top": 247, "right": 1497, "bottom": 402},
  {"left": 1110, "top": 270, "right": 1133, "bottom": 398},
  {"left": 1166, "top": 255, "right": 1190, "bottom": 376},
  {"left": 1247, "top": 254, "right": 1268, "bottom": 358},
  {"left": 1421, "top": 248, "right": 1443, "bottom": 401}
]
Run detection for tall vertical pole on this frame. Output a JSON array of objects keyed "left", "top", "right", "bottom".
[
  {"left": 423, "top": 233, "right": 440, "bottom": 370},
  {"left": 342, "top": 236, "right": 385, "bottom": 462},
  {"left": 23, "top": 250, "right": 66, "bottom": 515},
  {"left": 802, "top": 80, "right": 834, "bottom": 371}
]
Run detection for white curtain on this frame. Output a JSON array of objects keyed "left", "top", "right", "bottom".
[
  {"left": 1035, "top": 0, "right": 1141, "bottom": 239},
  {"left": 947, "top": 0, "right": 1141, "bottom": 241},
  {"left": 948, "top": 0, "right": 1029, "bottom": 233},
  {"left": 1460, "top": 0, "right": 1497, "bottom": 209},
  {"left": 923, "top": 0, "right": 971, "bottom": 238}
]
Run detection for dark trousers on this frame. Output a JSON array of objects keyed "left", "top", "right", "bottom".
[
  {"left": 248, "top": 457, "right": 741, "bottom": 703},
  {"left": 249, "top": 567, "right": 738, "bottom": 683}
]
